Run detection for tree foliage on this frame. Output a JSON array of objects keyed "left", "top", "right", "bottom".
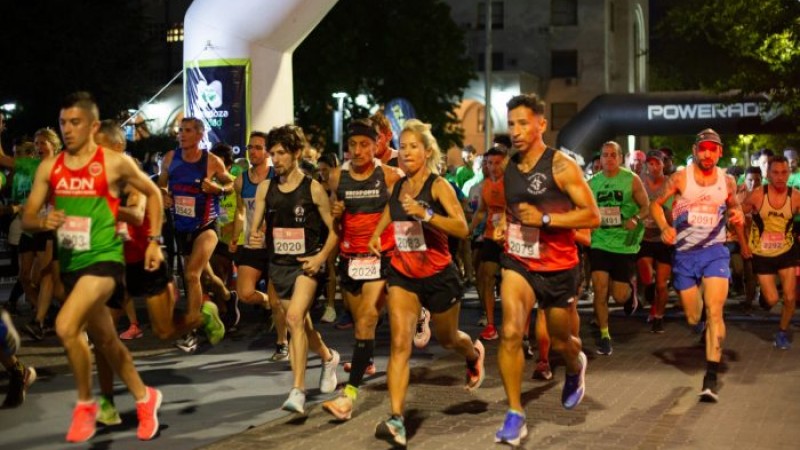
[
  {"left": 0, "top": 1, "right": 158, "bottom": 136},
  {"left": 293, "top": 0, "right": 474, "bottom": 152}
]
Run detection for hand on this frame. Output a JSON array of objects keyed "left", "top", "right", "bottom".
[
  {"left": 660, "top": 227, "right": 676, "bottom": 245},
  {"left": 331, "top": 200, "right": 345, "bottom": 219},
  {"left": 228, "top": 241, "right": 238, "bottom": 254},
  {"left": 728, "top": 208, "right": 744, "bottom": 226},
  {"left": 144, "top": 241, "right": 164, "bottom": 271},
  {"left": 740, "top": 242, "right": 752, "bottom": 259},
  {"left": 161, "top": 188, "right": 174, "bottom": 209},
  {"left": 623, "top": 218, "right": 638, "bottom": 231},
  {"left": 297, "top": 255, "right": 322, "bottom": 277},
  {"left": 517, "top": 203, "right": 543, "bottom": 227},
  {"left": 43, "top": 209, "right": 66, "bottom": 231},
  {"left": 401, "top": 194, "right": 426, "bottom": 220},
  {"left": 201, "top": 178, "right": 221, "bottom": 194},
  {"left": 248, "top": 229, "right": 264, "bottom": 248},
  {"left": 368, "top": 234, "right": 382, "bottom": 256},
  {"left": 492, "top": 214, "right": 506, "bottom": 243}
]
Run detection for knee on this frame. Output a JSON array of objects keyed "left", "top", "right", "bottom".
[
  {"left": 354, "top": 312, "right": 379, "bottom": 338},
  {"left": 390, "top": 330, "right": 412, "bottom": 356},
  {"left": 501, "top": 322, "right": 523, "bottom": 347},
  {"left": 285, "top": 312, "right": 305, "bottom": 331},
  {"left": 185, "top": 271, "right": 202, "bottom": 286},
  {"left": 55, "top": 318, "right": 80, "bottom": 343}
]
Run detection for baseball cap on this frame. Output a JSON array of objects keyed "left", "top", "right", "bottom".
[
  {"left": 646, "top": 150, "right": 665, "bottom": 163},
  {"left": 695, "top": 128, "right": 722, "bottom": 146}
]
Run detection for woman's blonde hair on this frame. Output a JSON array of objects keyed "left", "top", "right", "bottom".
[
  {"left": 34, "top": 128, "right": 62, "bottom": 155},
  {"left": 401, "top": 119, "right": 441, "bottom": 175}
]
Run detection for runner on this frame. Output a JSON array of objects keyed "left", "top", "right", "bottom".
[
  {"left": 741, "top": 155, "right": 800, "bottom": 349},
  {"left": 650, "top": 128, "right": 745, "bottom": 402},
  {"left": 248, "top": 124, "right": 340, "bottom": 414},
  {"left": 22, "top": 92, "right": 163, "bottom": 442},
  {"left": 370, "top": 119, "right": 485, "bottom": 448},
  {"left": 495, "top": 94, "right": 599, "bottom": 446},
  {"left": 321, "top": 119, "right": 401, "bottom": 421}
]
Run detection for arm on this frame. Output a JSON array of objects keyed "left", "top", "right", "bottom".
[
  {"left": 297, "top": 180, "right": 339, "bottom": 275},
  {"left": 206, "top": 153, "right": 235, "bottom": 191},
  {"left": 247, "top": 179, "right": 270, "bottom": 247},
  {"left": 328, "top": 168, "right": 345, "bottom": 230},
  {"left": 725, "top": 175, "right": 745, "bottom": 227},
  {"left": 415, "top": 177, "right": 469, "bottom": 239},
  {"left": 230, "top": 175, "right": 245, "bottom": 252},
  {"left": 156, "top": 150, "right": 173, "bottom": 188},
  {"left": 22, "top": 159, "right": 63, "bottom": 232},
  {"left": 575, "top": 228, "right": 591, "bottom": 247},
  {"left": 469, "top": 193, "right": 488, "bottom": 236},
  {"left": 625, "top": 174, "right": 650, "bottom": 230},
  {"left": 115, "top": 152, "right": 164, "bottom": 239},
  {"left": 117, "top": 186, "right": 146, "bottom": 226},
  {"left": 650, "top": 171, "right": 683, "bottom": 235},
  {"left": 368, "top": 205, "right": 393, "bottom": 256},
  {"left": 0, "top": 147, "right": 14, "bottom": 169}
]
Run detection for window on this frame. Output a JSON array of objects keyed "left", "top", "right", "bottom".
[
  {"left": 477, "top": 52, "right": 505, "bottom": 71},
  {"left": 551, "top": 50, "right": 578, "bottom": 78},
  {"left": 551, "top": 103, "right": 578, "bottom": 131},
  {"left": 551, "top": 0, "right": 578, "bottom": 26},
  {"left": 477, "top": 2, "right": 504, "bottom": 30},
  {"left": 166, "top": 23, "right": 184, "bottom": 43}
]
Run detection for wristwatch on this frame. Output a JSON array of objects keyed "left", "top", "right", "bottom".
[
  {"left": 541, "top": 213, "right": 551, "bottom": 228},
  {"left": 422, "top": 207, "right": 434, "bottom": 222},
  {"left": 147, "top": 235, "right": 164, "bottom": 244}
]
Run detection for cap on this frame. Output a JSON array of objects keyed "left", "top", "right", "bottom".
[
  {"left": 646, "top": 150, "right": 665, "bottom": 163},
  {"left": 347, "top": 121, "right": 378, "bottom": 141},
  {"left": 695, "top": 128, "right": 722, "bottom": 146}
]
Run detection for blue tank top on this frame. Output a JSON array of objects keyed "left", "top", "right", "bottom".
[
  {"left": 242, "top": 166, "right": 274, "bottom": 248},
  {"left": 168, "top": 148, "right": 219, "bottom": 233}
]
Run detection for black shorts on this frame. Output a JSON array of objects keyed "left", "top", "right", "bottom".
[
  {"left": 386, "top": 263, "right": 464, "bottom": 314},
  {"left": 61, "top": 261, "right": 126, "bottom": 310},
  {"left": 752, "top": 247, "right": 800, "bottom": 275},
  {"left": 236, "top": 247, "right": 270, "bottom": 273},
  {"left": 19, "top": 232, "right": 51, "bottom": 253},
  {"left": 500, "top": 254, "right": 578, "bottom": 309},
  {"left": 471, "top": 239, "right": 483, "bottom": 252},
  {"left": 213, "top": 240, "right": 235, "bottom": 260},
  {"left": 638, "top": 241, "right": 675, "bottom": 266},
  {"left": 175, "top": 221, "right": 216, "bottom": 256},
  {"left": 337, "top": 253, "right": 391, "bottom": 296},
  {"left": 590, "top": 248, "right": 636, "bottom": 283},
  {"left": 479, "top": 240, "right": 503, "bottom": 264},
  {"left": 125, "top": 260, "right": 171, "bottom": 297},
  {"left": 269, "top": 260, "right": 325, "bottom": 300}
]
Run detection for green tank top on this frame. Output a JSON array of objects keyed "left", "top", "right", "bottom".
[
  {"left": 12, "top": 157, "right": 40, "bottom": 204},
  {"left": 589, "top": 168, "right": 643, "bottom": 254}
]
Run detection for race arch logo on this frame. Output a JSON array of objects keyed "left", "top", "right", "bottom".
[{"left": 197, "top": 80, "right": 223, "bottom": 109}]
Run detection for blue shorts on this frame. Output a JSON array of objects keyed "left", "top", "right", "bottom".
[{"left": 672, "top": 244, "right": 730, "bottom": 291}]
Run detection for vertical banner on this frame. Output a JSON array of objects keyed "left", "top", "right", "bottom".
[
  {"left": 185, "top": 59, "right": 251, "bottom": 156},
  {"left": 383, "top": 98, "right": 417, "bottom": 149}
]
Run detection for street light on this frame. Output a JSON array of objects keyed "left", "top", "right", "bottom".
[{"left": 332, "top": 92, "right": 347, "bottom": 160}]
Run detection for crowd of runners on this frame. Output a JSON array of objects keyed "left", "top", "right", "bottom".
[{"left": 0, "top": 91, "right": 797, "bottom": 448}]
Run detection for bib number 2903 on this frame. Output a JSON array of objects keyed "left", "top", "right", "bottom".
[{"left": 395, "top": 221, "right": 427, "bottom": 252}]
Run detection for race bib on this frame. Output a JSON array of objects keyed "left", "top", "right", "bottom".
[
  {"left": 507, "top": 223, "right": 540, "bottom": 259},
  {"left": 57, "top": 216, "right": 91, "bottom": 251},
  {"left": 273, "top": 227, "right": 305, "bottom": 255},
  {"left": 116, "top": 221, "right": 131, "bottom": 242},
  {"left": 687, "top": 204, "right": 719, "bottom": 228},
  {"left": 760, "top": 231, "right": 786, "bottom": 252},
  {"left": 395, "top": 221, "right": 427, "bottom": 252},
  {"left": 348, "top": 256, "right": 381, "bottom": 280},
  {"left": 600, "top": 206, "right": 622, "bottom": 227},
  {"left": 174, "top": 196, "right": 196, "bottom": 218}
]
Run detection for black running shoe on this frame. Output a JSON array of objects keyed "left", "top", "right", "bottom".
[
  {"left": 698, "top": 374, "right": 718, "bottom": 402},
  {"left": 24, "top": 321, "right": 44, "bottom": 341},
  {"left": 650, "top": 318, "right": 665, "bottom": 334}
]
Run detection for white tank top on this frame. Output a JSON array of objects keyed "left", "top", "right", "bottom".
[{"left": 672, "top": 166, "right": 728, "bottom": 252}]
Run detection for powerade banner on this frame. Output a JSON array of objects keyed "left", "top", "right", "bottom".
[
  {"left": 185, "top": 59, "right": 251, "bottom": 156},
  {"left": 384, "top": 98, "right": 417, "bottom": 149}
]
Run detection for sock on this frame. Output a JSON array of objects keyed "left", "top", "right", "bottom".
[
  {"left": 137, "top": 388, "right": 150, "bottom": 404},
  {"left": 706, "top": 361, "right": 720, "bottom": 378},
  {"left": 344, "top": 384, "right": 358, "bottom": 401},
  {"left": 509, "top": 408, "right": 525, "bottom": 417},
  {"left": 347, "top": 339, "right": 374, "bottom": 388},
  {"left": 100, "top": 394, "right": 115, "bottom": 405},
  {"left": 537, "top": 336, "right": 550, "bottom": 362},
  {"left": 600, "top": 328, "right": 611, "bottom": 340}
]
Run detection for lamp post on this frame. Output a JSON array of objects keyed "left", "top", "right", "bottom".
[{"left": 332, "top": 92, "right": 347, "bottom": 160}]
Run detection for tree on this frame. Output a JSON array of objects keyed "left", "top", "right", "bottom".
[{"left": 293, "top": 0, "right": 474, "bottom": 152}]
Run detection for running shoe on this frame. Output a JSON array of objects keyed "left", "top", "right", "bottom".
[
  {"left": 375, "top": 415, "right": 407, "bottom": 447},
  {"left": 320, "top": 305, "right": 337, "bottom": 324},
  {"left": 175, "top": 331, "right": 199, "bottom": 353},
  {"left": 597, "top": 337, "right": 613, "bottom": 356},
  {"left": 650, "top": 318, "right": 665, "bottom": 334},
  {"left": 477, "top": 313, "right": 488, "bottom": 327},
  {"left": 1, "top": 310, "right": 20, "bottom": 355},
  {"left": 66, "top": 401, "right": 98, "bottom": 443},
  {"left": 136, "top": 386, "right": 162, "bottom": 440},
  {"left": 119, "top": 323, "right": 144, "bottom": 340},
  {"left": 343, "top": 361, "right": 377, "bottom": 376},
  {"left": 479, "top": 323, "right": 499, "bottom": 341},
  {"left": 281, "top": 388, "right": 306, "bottom": 414},
  {"left": 494, "top": 410, "right": 528, "bottom": 446},
  {"left": 465, "top": 339, "right": 485, "bottom": 391},
  {"left": 521, "top": 336, "right": 533, "bottom": 360},
  {"left": 774, "top": 330, "right": 791, "bottom": 350},
  {"left": 693, "top": 320, "right": 706, "bottom": 335},
  {"left": 562, "top": 351, "right": 587, "bottom": 410},
  {"left": 532, "top": 360, "right": 553, "bottom": 381},
  {"left": 334, "top": 310, "right": 354, "bottom": 329},
  {"left": 319, "top": 349, "right": 340, "bottom": 394},
  {"left": 201, "top": 301, "right": 225, "bottom": 345},
  {"left": 698, "top": 374, "right": 718, "bottom": 402},
  {"left": 24, "top": 320, "right": 45, "bottom": 341},
  {"left": 322, "top": 393, "right": 354, "bottom": 421},
  {"left": 1, "top": 364, "right": 36, "bottom": 408},
  {"left": 96, "top": 395, "right": 122, "bottom": 426},
  {"left": 270, "top": 343, "right": 289, "bottom": 361},
  {"left": 413, "top": 308, "right": 431, "bottom": 348}
]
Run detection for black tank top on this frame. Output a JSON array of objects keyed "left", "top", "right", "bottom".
[
  {"left": 337, "top": 166, "right": 389, "bottom": 214},
  {"left": 266, "top": 176, "right": 323, "bottom": 265}
]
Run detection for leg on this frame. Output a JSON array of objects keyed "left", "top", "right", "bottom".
[
  {"left": 609, "top": 280, "right": 632, "bottom": 305},
  {"left": 282, "top": 276, "right": 324, "bottom": 390},
  {"left": 267, "top": 281, "right": 288, "bottom": 345},
  {"left": 430, "top": 303, "right": 479, "bottom": 360},
  {"left": 545, "top": 306, "right": 583, "bottom": 374},
  {"left": 478, "top": 260, "right": 500, "bottom": 328},
  {"left": 182, "top": 230, "right": 219, "bottom": 328},
  {"left": 386, "top": 286, "right": 421, "bottom": 417},
  {"left": 145, "top": 284, "right": 178, "bottom": 340},
  {"left": 85, "top": 306, "right": 147, "bottom": 401},
  {"left": 591, "top": 271, "right": 610, "bottom": 329},
  {"left": 498, "top": 269, "right": 535, "bottom": 412},
  {"left": 702, "top": 277, "right": 729, "bottom": 363},
  {"left": 654, "top": 262, "right": 672, "bottom": 318},
  {"left": 18, "top": 251, "right": 37, "bottom": 311},
  {"left": 678, "top": 285, "right": 703, "bottom": 325},
  {"left": 535, "top": 308, "right": 550, "bottom": 362},
  {"left": 202, "top": 261, "right": 231, "bottom": 304},
  {"left": 777, "top": 266, "right": 797, "bottom": 332},
  {"left": 236, "top": 265, "right": 268, "bottom": 305}
]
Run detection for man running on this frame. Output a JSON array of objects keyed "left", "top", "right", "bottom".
[
  {"left": 495, "top": 94, "right": 599, "bottom": 446},
  {"left": 322, "top": 119, "right": 401, "bottom": 420},
  {"left": 741, "top": 155, "right": 800, "bottom": 349},
  {"left": 22, "top": 92, "right": 163, "bottom": 442},
  {"left": 650, "top": 128, "right": 745, "bottom": 402},
  {"left": 249, "top": 125, "right": 340, "bottom": 414}
]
